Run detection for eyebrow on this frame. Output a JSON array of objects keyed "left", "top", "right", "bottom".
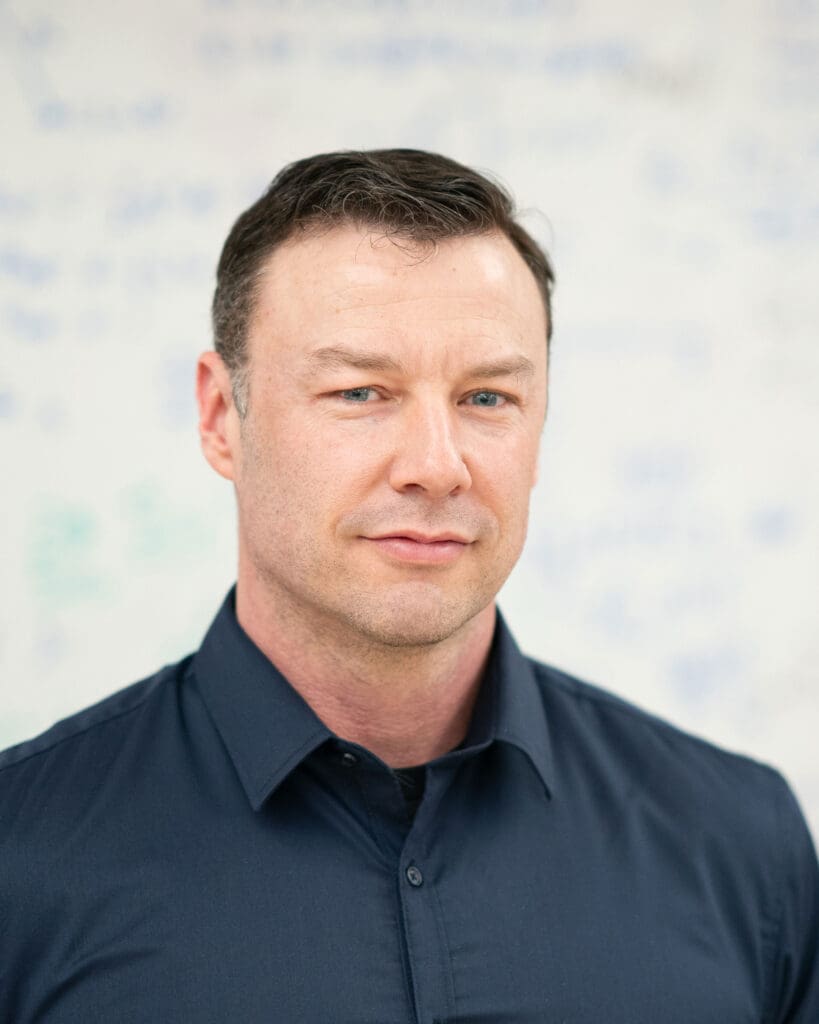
[
  {"left": 307, "top": 346, "right": 404, "bottom": 374},
  {"left": 306, "top": 346, "right": 536, "bottom": 381},
  {"left": 467, "top": 355, "right": 537, "bottom": 381}
]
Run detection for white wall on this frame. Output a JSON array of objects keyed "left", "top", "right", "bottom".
[{"left": 2, "top": 0, "right": 817, "bottom": 837}]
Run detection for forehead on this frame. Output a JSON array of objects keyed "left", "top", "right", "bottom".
[{"left": 249, "top": 225, "right": 548, "bottom": 364}]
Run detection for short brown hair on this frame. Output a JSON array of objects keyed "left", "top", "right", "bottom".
[{"left": 212, "top": 148, "right": 555, "bottom": 414}]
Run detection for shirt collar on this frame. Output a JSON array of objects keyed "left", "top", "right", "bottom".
[
  {"left": 194, "top": 589, "right": 554, "bottom": 810},
  {"left": 193, "top": 589, "right": 332, "bottom": 811},
  {"left": 475, "top": 606, "right": 555, "bottom": 798}
]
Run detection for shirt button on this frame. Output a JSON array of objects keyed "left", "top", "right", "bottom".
[
  {"left": 340, "top": 751, "right": 358, "bottom": 768},
  {"left": 406, "top": 865, "right": 424, "bottom": 887}
]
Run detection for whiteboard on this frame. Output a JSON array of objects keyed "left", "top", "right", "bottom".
[{"left": 2, "top": 0, "right": 818, "bottom": 838}]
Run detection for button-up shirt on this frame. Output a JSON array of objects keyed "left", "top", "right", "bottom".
[{"left": 1, "top": 590, "right": 817, "bottom": 1022}]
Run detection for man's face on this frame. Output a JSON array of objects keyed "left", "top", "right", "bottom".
[{"left": 221, "top": 225, "right": 548, "bottom": 648}]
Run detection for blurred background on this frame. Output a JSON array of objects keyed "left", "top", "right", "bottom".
[{"left": 1, "top": 0, "right": 817, "bottom": 836}]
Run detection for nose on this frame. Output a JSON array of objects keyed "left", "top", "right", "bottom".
[{"left": 388, "top": 398, "right": 472, "bottom": 498}]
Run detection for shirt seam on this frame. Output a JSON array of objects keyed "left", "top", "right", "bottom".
[
  {"left": 532, "top": 660, "right": 774, "bottom": 774},
  {"left": 760, "top": 771, "right": 789, "bottom": 1024},
  {"left": 0, "top": 691, "right": 155, "bottom": 778},
  {"left": 429, "top": 875, "right": 458, "bottom": 1021},
  {"left": 395, "top": 871, "right": 422, "bottom": 1023},
  {"left": 399, "top": 862, "right": 430, "bottom": 1024}
]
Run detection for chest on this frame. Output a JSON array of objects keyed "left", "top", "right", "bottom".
[{"left": 12, "top": 767, "right": 767, "bottom": 1024}]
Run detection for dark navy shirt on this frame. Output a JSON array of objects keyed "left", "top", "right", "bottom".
[{"left": 1, "top": 590, "right": 817, "bottom": 1023}]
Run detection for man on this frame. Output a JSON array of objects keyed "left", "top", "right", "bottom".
[{"left": 1, "top": 149, "right": 816, "bottom": 1022}]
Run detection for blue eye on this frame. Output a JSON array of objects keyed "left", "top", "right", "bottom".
[
  {"left": 469, "top": 391, "right": 505, "bottom": 408},
  {"left": 339, "top": 387, "right": 376, "bottom": 403}
]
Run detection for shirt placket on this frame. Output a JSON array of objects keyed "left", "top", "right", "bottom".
[
  {"left": 342, "top": 749, "right": 458, "bottom": 1024},
  {"left": 394, "top": 764, "right": 458, "bottom": 1024}
]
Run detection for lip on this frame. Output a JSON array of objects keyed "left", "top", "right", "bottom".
[
  {"left": 362, "top": 532, "right": 471, "bottom": 565},
  {"left": 369, "top": 530, "right": 471, "bottom": 545}
]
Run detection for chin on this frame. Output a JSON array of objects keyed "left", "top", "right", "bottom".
[{"left": 342, "top": 584, "right": 494, "bottom": 649}]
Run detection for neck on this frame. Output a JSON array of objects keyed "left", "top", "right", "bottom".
[{"left": 235, "top": 576, "right": 496, "bottom": 768}]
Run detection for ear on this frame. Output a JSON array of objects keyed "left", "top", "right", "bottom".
[{"left": 196, "top": 351, "right": 240, "bottom": 482}]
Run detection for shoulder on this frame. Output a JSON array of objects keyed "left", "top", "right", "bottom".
[
  {"left": 0, "top": 656, "right": 194, "bottom": 797},
  {"left": 529, "top": 656, "right": 819, "bottom": 1017},
  {"left": 528, "top": 654, "right": 801, "bottom": 843},
  {"left": 0, "top": 654, "right": 200, "bottom": 929}
]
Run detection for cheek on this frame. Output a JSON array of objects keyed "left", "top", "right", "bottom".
[
  {"left": 474, "top": 434, "right": 538, "bottom": 503},
  {"left": 242, "top": 416, "right": 377, "bottom": 521}
]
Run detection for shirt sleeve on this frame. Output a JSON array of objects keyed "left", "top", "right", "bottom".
[{"left": 767, "top": 772, "right": 819, "bottom": 1024}]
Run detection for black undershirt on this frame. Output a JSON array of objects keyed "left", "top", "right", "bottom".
[{"left": 393, "top": 765, "right": 426, "bottom": 817}]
